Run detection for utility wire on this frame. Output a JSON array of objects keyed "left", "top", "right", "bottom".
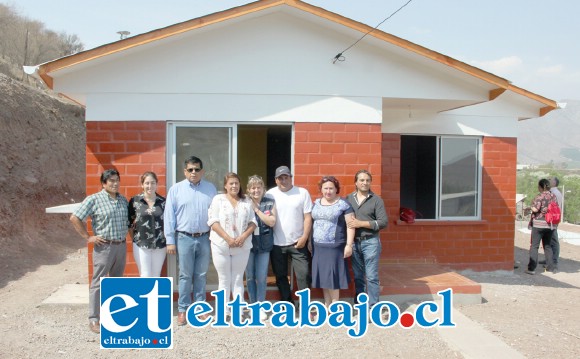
[{"left": 333, "top": 0, "right": 414, "bottom": 64}]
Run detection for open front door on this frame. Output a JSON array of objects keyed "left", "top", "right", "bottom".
[{"left": 166, "top": 122, "right": 292, "bottom": 291}]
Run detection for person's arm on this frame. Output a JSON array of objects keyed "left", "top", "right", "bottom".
[
  {"left": 344, "top": 212, "right": 355, "bottom": 258},
  {"left": 208, "top": 196, "right": 236, "bottom": 247},
  {"left": 531, "top": 195, "right": 542, "bottom": 213},
  {"left": 235, "top": 223, "right": 257, "bottom": 247},
  {"left": 295, "top": 212, "right": 312, "bottom": 249},
  {"left": 235, "top": 201, "right": 258, "bottom": 246},
  {"left": 127, "top": 198, "right": 136, "bottom": 241},
  {"left": 211, "top": 222, "right": 236, "bottom": 247},
  {"left": 70, "top": 215, "right": 106, "bottom": 245},
  {"left": 347, "top": 217, "right": 373, "bottom": 230},
  {"left": 374, "top": 198, "right": 388, "bottom": 230},
  {"left": 347, "top": 196, "right": 388, "bottom": 231},
  {"left": 163, "top": 188, "right": 177, "bottom": 253},
  {"left": 254, "top": 202, "right": 276, "bottom": 227}
]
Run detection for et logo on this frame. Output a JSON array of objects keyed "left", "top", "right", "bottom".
[{"left": 100, "top": 277, "right": 173, "bottom": 349}]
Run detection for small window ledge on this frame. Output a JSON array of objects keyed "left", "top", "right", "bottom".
[{"left": 395, "top": 220, "right": 488, "bottom": 226}]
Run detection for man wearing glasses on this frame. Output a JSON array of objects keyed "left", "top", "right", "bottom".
[
  {"left": 164, "top": 156, "right": 217, "bottom": 326},
  {"left": 266, "top": 166, "right": 313, "bottom": 305},
  {"left": 70, "top": 169, "right": 129, "bottom": 333}
]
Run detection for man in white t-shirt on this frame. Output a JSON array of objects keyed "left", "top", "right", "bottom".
[{"left": 266, "top": 166, "right": 313, "bottom": 304}]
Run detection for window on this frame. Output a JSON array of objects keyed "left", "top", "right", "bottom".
[{"left": 400, "top": 135, "right": 481, "bottom": 220}]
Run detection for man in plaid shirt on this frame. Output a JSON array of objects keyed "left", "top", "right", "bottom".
[{"left": 70, "top": 169, "right": 129, "bottom": 334}]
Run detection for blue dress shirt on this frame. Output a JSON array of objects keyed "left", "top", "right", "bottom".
[{"left": 163, "top": 179, "right": 217, "bottom": 245}]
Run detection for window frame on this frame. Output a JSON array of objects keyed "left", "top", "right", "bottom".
[
  {"left": 437, "top": 135, "right": 482, "bottom": 220},
  {"left": 401, "top": 134, "right": 482, "bottom": 221}
]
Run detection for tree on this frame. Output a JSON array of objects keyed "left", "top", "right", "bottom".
[
  {"left": 517, "top": 168, "right": 580, "bottom": 224},
  {"left": 0, "top": 3, "right": 84, "bottom": 80}
]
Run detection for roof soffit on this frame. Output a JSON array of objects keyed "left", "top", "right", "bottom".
[{"left": 38, "top": 0, "right": 557, "bottom": 116}]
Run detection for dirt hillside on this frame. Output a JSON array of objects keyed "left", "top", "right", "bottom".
[{"left": 0, "top": 72, "right": 86, "bottom": 288}]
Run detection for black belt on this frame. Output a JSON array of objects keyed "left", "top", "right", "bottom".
[
  {"left": 102, "top": 239, "right": 126, "bottom": 245},
  {"left": 177, "top": 230, "right": 209, "bottom": 238},
  {"left": 355, "top": 234, "right": 376, "bottom": 242}
]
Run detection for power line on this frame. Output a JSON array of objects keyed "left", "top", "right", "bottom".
[{"left": 332, "top": 0, "right": 414, "bottom": 64}]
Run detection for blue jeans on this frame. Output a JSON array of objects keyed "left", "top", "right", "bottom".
[
  {"left": 245, "top": 251, "right": 270, "bottom": 303},
  {"left": 351, "top": 237, "right": 382, "bottom": 307},
  {"left": 176, "top": 232, "right": 210, "bottom": 312}
]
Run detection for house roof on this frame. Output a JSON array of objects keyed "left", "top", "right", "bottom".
[{"left": 36, "top": 0, "right": 557, "bottom": 116}]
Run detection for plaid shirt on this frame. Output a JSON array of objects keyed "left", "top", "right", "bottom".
[{"left": 73, "top": 189, "right": 129, "bottom": 241}]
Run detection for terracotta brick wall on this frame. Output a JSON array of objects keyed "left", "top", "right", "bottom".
[
  {"left": 294, "top": 123, "right": 383, "bottom": 196},
  {"left": 83, "top": 122, "right": 515, "bottom": 278},
  {"left": 85, "top": 121, "right": 166, "bottom": 278},
  {"left": 380, "top": 134, "right": 516, "bottom": 271}
]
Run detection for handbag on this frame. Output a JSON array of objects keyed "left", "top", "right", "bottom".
[{"left": 400, "top": 207, "right": 418, "bottom": 223}]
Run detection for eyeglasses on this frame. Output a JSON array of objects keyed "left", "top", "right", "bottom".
[{"left": 186, "top": 167, "right": 202, "bottom": 173}]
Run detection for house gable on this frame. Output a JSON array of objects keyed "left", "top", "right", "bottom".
[
  {"left": 36, "top": 0, "right": 556, "bottom": 118},
  {"left": 49, "top": 7, "right": 505, "bottom": 124}
]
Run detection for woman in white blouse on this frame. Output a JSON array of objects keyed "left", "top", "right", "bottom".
[{"left": 208, "top": 172, "right": 257, "bottom": 310}]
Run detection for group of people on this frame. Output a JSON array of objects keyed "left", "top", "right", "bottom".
[
  {"left": 525, "top": 177, "right": 562, "bottom": 275},
  {"left": 70, "top": 156, "right": 388, "bottom": 333}
]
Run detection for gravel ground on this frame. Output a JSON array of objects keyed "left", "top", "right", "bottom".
[{"left": 1, "top": 224, "right": 579, "bottom": 358}]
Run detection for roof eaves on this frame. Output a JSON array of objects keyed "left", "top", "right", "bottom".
[
  {"left": 37, "top": 0, "right": 558, "bottom": 116},
  {"left": 292, "top": 1, "right": 558, "bottom": 116},
  {"left": 37, "top": 0, "right": 289, "bottom": 87},
  {"left": 507, "top": 84, "right": 558, "bottom": 116}
]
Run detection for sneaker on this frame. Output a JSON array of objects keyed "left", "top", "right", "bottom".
[
  {"left": 309, "top": 310, "right": 318, "bottom": 322},
  {"left": 525, "top": 269, "right": 535, "bottom": 275},
  {"left": 381, "top": 307, "right": 390, "bottom": 322},
  {"left": 198, "top": 313, "right": 211, "bottom": 321},
  {"left": 89, "top": 319, "right": 100, "bottom": 333},
  {"left": 260, "top": 310, "right": 268, "bottom": 322}
]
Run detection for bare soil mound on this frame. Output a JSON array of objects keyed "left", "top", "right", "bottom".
[{"left": 0, "top": 73, "right": 86, "bottom": 288}]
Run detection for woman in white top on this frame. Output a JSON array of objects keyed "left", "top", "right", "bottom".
[{"left": 208, "top": 172, "right": 257, "bottom": 308}]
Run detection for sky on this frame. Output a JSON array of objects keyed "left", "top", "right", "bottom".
[{"left": 4, "top": 0, "right": 579, "bottom": 101}]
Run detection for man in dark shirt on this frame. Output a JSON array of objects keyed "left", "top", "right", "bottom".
[{"left": 346, "top": 170, "right": 388, "bottom": 308}]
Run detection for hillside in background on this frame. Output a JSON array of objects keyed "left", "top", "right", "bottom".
[
  {"left": 0, "top": 69, "right": 86, "bottom": 287},
  {"left": 518, "top": 100, "right": 580, "bottom": 168}
]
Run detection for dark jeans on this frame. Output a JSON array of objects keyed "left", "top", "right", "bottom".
[
  {"left": 351, "top": 237, "right": 381, "bottom": 307},
  {"left": 551, "top": 230, "right": 560, "bottom": 268},
  {"left": 528, "top": 227, "right": 554, "bottom": 271},
  {"left": 270, "top": 244, "right": 310, "bottom": 303}
]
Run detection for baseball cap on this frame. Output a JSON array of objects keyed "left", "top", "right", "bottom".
[{"left": 275, "top": 166, "right": 292, "bottom": 178}]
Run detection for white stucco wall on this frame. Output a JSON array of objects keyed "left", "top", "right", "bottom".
[
  {"left": 50, "top": 7, "right": 496, "bottom": 126},
  {"left": 45, "top": 5, "right": 546, "bottom": 138}
]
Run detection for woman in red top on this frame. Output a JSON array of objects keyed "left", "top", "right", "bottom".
[{"left": 525, "top": 179, "right": 557, "bottom": 275}]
